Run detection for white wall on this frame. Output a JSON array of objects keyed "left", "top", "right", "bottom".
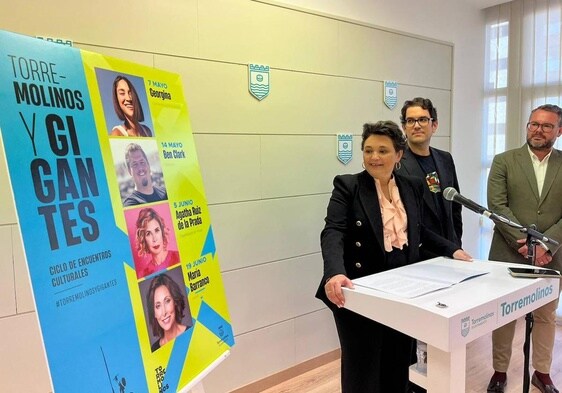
[
  {"left": 0, "top": 1, "right": 486, "bottom": 392},
  {"left": 275, "top": 0, "right": 486, "bottom": 260}
]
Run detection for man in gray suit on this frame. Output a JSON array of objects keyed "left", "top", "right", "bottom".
[{"left": 486, "top": 104, "right": 562, "bottom": 393}]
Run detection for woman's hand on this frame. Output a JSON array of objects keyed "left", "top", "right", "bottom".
[
  {"left": 452, "top": 249, "right": 473, "bottom": 262},
  {"left": 324, "top": 274, "right": 354, "bottom": 308}
]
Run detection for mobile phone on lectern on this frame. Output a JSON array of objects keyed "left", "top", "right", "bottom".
[{"left": 508, "top": 267, "right": 561, "bottom": 278}]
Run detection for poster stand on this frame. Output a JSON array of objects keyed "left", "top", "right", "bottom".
[
  {"left": 179, "top": 350, "right": 230, "bottom": 393},
  {"left": 189, "top": 382, "right": 205, "bottom": 393}
]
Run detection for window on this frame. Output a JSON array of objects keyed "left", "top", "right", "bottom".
[
  {"left": 481, "top": 0, "right": 562, "bottom": 257},
  {"left": 481, "top": 15, "right": 509, "bottom": 258}
]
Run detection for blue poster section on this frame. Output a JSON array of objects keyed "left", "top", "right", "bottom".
[{"left": 0, "top": 31, "right": 146, "bottom": 392}]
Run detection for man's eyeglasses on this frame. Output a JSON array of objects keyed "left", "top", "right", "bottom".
[
  {"left": 404, "top": 117, "right": 433, "bottom": 128},
  {"left": 527, "top": 121, "right": 557, "bottom": 133}
]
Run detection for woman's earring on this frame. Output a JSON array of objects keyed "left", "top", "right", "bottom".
[{"left": 395, "top": 161, "right": 402, "bottom": 170}]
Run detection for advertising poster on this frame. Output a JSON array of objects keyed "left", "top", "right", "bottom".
[{"left": 0, "top": 30, "right": 234, "bottom": 393}]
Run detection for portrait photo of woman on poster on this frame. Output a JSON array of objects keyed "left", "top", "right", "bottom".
[
  {"left": 135, "top": 207, "right": 180, "bottom": 278},
  {"left": 94, "top": 68, "right": 155, "bottom": 138},
  {"left": 145, "top": 272, "right": 190, "bottom": 352},
  {"left": 111, "top": 75, "right": 152, "bottom": 137}
]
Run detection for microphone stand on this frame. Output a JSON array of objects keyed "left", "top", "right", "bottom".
[
  {"left": 489, "top": 217, "right": 558, "bottom": 393},
  {"left": 522, "top": 226, "right": 537, "bottom": 393}
]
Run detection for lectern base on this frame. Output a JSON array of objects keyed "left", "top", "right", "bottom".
[{"left": 409, "top": 344, "right": 466, "bottom": 393}]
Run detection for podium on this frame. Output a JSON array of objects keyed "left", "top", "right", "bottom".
[{"left": 342, "top": 258, "right": 560, "bottom": 393}]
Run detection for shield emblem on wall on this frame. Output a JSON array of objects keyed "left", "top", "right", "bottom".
[
  {"left": 384, "top": 80, "right": 398, "bottom": 109},
  {"left": 337, "top": 133, "right": 353, "bottom": 165},
  {"left": 248, "top": 63, "right": 270, "bottom": 100}
]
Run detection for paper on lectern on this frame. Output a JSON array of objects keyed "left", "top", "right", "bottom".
[{"left": 353, "top": 264, "right": 489, "bottom": 298}]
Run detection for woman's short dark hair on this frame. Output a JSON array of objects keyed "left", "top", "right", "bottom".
[
  {"left": 146, "top": 273, "right": 186, "bottom": 337},
  {"left": 136, "top": 208, "right": 169, "bottom": 257},
  {"left": 361, "top": 121, "right": 407, "bottom": 152},
  {"left": 112, "top": 75, "right": 146, "bottom": 122}
]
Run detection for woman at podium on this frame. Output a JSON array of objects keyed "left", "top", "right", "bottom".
[{"left": 316, "top": 121, "right": 471, "bottom": 392}]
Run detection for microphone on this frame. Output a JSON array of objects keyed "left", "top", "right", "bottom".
[
  {"left": 443, "top": 187, "right": 559, "bottom": 246},
  {"left": 443, "top": 187, "right": 489, "bottom": 216},
  {"left": 442, "top": 187, "right": 517, "bottom": 225}
]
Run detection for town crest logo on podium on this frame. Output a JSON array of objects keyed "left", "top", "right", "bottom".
[
  {"left": 384, "top": 80, "right": 398, "bottom": 109},
  {"left": 461, "top": 315, "right": 471, "bottom": 337},
  {"left": 337, "top": 133, "right": 353, "bottom": 165},
  {"left": 248, "top": 63, "right": 270, "bottom": 100}
]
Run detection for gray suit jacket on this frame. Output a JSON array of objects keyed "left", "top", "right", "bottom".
[{"left": 487, "top": 145, "right": 562, "bottom": 271}]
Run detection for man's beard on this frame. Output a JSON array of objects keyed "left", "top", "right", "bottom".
[{"left": 527, "top": 137, "right": 555, "bottom": 151}]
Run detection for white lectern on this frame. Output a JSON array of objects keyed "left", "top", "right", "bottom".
[{"left": 343, "top": 258, "right": 560, "bottom": 393}]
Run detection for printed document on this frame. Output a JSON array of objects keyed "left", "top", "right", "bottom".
[{"left": 353, "top": 264, "right": 489, "bottom": 298}]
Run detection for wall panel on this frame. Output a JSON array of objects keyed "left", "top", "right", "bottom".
[
  {"left": 294, "top": 309, "right": 340, "bottom": 364},
  {"left": 209, "top": 195, "right": 327, "bottom": 271},
  {"left": 194, "top": 134, "right": 262, "bottom": 204},
  {"left": 0, "top": 226, "right": 16, "bottom": 316},
  {"left": 0, "top": 137, "right": 17, "bottom": 225},
  {"left": 198, "top": 0, "right": 339, "bottom": 74},
  {"left": 0, "top": 313, "right": 51, "bottom": 393},
  {"left": 261, "top": 135, "right": 363, "bottom": 198},
  {"left": 13, "top": 228, "right": 35, "bottom": 313},
  {"left": 378, "top": 32, "right": 453, "bottom": 89},
  {"left": 205, "top": 320, "right": 297, "bottom": 393},
  {"left": 337, "top": 22, "right": 453, "bottom": 89},
  {"left": 0, "top": 1, "right": 198, "bottom": 58},
  {"left": 222, "top": 254, "right": 322, "bottom": 335}
]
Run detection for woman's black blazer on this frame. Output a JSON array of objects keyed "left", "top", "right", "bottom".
[{"left": 315, "top": 171, "right": 459, "bottom": 309}]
